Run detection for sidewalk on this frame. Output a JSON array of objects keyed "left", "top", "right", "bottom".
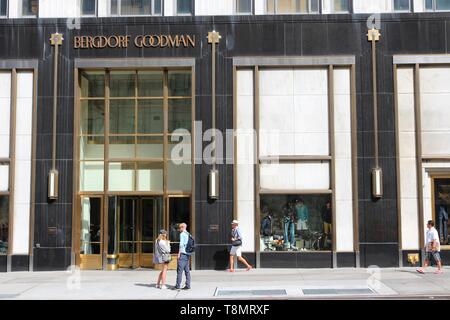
[{"left": 0, "top": 267, "right": 449, "bottom": 300}]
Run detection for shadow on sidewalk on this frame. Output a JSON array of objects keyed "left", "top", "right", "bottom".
[{"left": 135, "top": 283, "right": 158, "bottom": 288}]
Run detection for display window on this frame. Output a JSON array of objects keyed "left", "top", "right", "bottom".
[{"left": 260, "top": 194, "right": 332, "bottom": 252}]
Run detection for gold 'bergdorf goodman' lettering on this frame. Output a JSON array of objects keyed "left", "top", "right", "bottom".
[
  {"left": 75, "top": 34, "right": 196, "bottom": 49},
  {"left": 74, "top": 35, "right": 130, "bottom": 49}
]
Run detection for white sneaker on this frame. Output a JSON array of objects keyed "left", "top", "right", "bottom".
[
  {"left": 160, "top": 285, "right": 168, "bottom": 290},
  {"left": 156, "top": 284, "right": 161, "bottom": 289}
]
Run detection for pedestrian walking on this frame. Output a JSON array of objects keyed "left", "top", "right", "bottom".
[
  {"left": 174, "top": 223, "right": 193, "bottom": 290},
  {"left": 227, "top": 220, "right": 253, "bottom": 272},
  {"left": 153, "top": 229, "right": 171, "bottom": 289},
  {"left": 417, "top": 220, "right": 443, "bottom": 275}
]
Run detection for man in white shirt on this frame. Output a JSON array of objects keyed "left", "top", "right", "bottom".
[{"left": 417, "top": 220, "right": 443, "bottom": 275}]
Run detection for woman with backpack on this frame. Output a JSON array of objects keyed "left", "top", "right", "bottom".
[{"left": 154, "top": 229, "right": 171, "bottom": 289}]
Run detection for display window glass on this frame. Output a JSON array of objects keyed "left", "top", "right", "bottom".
[{"left": 260, "top": 194, "right": 332, "bottom": 252}]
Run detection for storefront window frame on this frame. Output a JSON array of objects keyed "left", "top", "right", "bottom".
[
  {"left": 81, "top": 0, "right": 98, "bottom": 17},
  {"left": 235, "top": 0, "right": 254, "bottom": 15},
  {"left": 331, "top": 0, "right": 352, "bottom": 13},
  {"left": 233, "top": 60, "right": 358, "bottom": 266},
  {"left": 265, "top": 0, "right": 321, "bottom": 14},
  {"left": 393, "top": 0, "right": 412, "bottom": 12},
  {"left": 0, "top": 67, "right": 37, "bottom": 259},
  {"left": 0, "top": 0, "right": 8, "bottom": 18},
  {"left": 110, "top": 0, "right": 163, "bottom": 16},
  {"left": 425, "top": 0, "right": 450, "bottom": 11},
  {"left": 21, "top": 0, "right": 38, "bottom": 17},
  {"left": 175, "top": 0, "right": 194, "bottom": 16}
]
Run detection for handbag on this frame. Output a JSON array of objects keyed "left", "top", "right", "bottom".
[
  {"left": 231, "top": 229, "right": 242, "bottom": 247},
  {"left": 232, "top": 239, "right": 242, "bottom": 247},
  {"left": 157, "top": 240, "right": 172, "bottom": 263}
]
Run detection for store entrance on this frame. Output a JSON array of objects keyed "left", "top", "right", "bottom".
[
  {"left": 111, "top": 196, "right": 163, "bottom": 269},
  {"left": 78, "top": 195, "right": 191, "bottom": 270}
]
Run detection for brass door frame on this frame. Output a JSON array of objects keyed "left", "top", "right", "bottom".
[
  {"left": 116, "top": 196, "right": 164, "bottom": 269},
  {"left": 117, "top": 196, "right": 138, "bottom": 269},
  {"left": 430, "top": 175, "right": 450, "bottom": 250},
  {"left": 73, "top": 66, "right": 195, "bottom": 269},
  {"left": 79, "top": 195, "right": 104, "bottom": 270}
]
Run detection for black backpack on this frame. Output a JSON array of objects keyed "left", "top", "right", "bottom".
[{"left": 185, "top": 233, "right": 195, "bottom": 253}]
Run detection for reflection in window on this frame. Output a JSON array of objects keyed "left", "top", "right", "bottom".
[
  {"left": 81, "top": 0, "right": 97, "bottom": 15},
  {"left": 434, "top": 178, "right": 450, "bottom": 245},
  {"left": 333, "top": 0, "right": 349, "bottom": 12},
  {"left": 0, "top": 196, "right": 8, "bottom": 254},
  {"left": 137, "top": 100, "right": 163, "bottom": 134},
  {"left": 80, "top": 197, "right": 101, "bottom": 255},
  {"left": 22, "top": 0, "right": 38, "bottom": 16},
  {"left": 81, "top": 71, "right": 105, "bottom": 98},
  {"left": 80, "top": 100, "right": 104, "bottom": 135},
  {"left": 168, "top": 71, "right": 191, "bottom": 96},
  {"left": 109, "top": 100, "right": 135, "bottom": 134},
  {"left": 260, "top": 194, "right": 332, "bottom": 252},
  {"left": 393, "top": 0, "right": 410, "bottom": 11},
  {"left": 110, "top": 71, "right": 135, "bottom": 97},
  {"left": 236, "top": 0, "right": 252, "bottom": 14},
  {"left": 168, "top": 197, "right": 190, "bottom": 251},
  {"left": 169, "top": 99, "right": 191, "bottom": 132},
  {"left": 426, "top": 0, "right": 450, "bottom": 11},
  {"left": 0, "top": 0, "right": 8, "bottom": 17},
  {"left": 111, "top": 0, "right": 162, "bottom": 15},
  {"left": 176, "top": 0, "right": 193, "bottom": 15},
  {"left": 266, "top": 0, "right": 319, "bottom": 14},
  {"left": 138, "top": 71, "right": 163, "bottom": 97}
]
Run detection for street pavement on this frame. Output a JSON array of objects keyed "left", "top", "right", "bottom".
[{"left": 0, "top": 267, "right": 449, "bottom": 300}]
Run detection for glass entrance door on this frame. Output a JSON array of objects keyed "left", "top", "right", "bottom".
[
  {"left": 79, "top": 196, "right": 103, "bottom": 270},
  {"left": 118, "top": 198, "right": 138, "bottom": 268},
  {"left": 114, "top": 196, "right": 163, "bottom": 269}
]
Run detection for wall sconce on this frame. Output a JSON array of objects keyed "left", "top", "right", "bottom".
[
  {"left": 208, "top": 169, "right": 219, "bottom": 200},
  {"left": 48, "top": 169, "right": 59, "bottom": 200},
  {"left": 372, "top": 167, "right": 383, "bottom": 198}
]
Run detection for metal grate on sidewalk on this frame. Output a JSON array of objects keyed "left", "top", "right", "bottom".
[
  {"left": 302, "top": 288, "right": 375, "bottom": 295},
  {"left": 215, "top": 289, "right": 287, "bottom": 297}
]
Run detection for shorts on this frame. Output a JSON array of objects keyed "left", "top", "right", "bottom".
[
  {"left": 230, "top": 246, "right": 242, "bottom": 257},
  {"left": 425, "top": 251, "right": 441, "bottom": 263},
  {"left": 296, "top": 220, "right": 307, "bottom": 230}
]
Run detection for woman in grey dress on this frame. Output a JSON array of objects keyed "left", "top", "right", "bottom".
[{"left": 154, "top": 230, "right": 171, "bottom": 289}]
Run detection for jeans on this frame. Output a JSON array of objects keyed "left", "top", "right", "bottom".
[
  {"left": 176, "top": 253, "right": 191, "bottom": 288},
  {"left": 439, "top": 218, "right": 448, "bottom": 243},
  {"left": 283, "top": 221, "right": 295, "bottom": 247}
]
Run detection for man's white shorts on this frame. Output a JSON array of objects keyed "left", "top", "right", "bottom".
[{"left": 230, "top": 246, "right": 242, "bottom": 257}]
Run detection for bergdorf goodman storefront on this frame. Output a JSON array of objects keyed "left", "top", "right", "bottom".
[{"left": 1, "top": 13, "right": 450, "bottom": 271}]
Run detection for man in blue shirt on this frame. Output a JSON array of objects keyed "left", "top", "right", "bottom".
[{"left": 175, "top": 223, "right": 191, "bottom": 290}]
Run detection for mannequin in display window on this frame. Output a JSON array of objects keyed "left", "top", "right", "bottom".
[
  {"left": 438, "top": 204, "right": 448, "bottom": 245},
  {"left": 260, "top": 207, "right": 276, "bottom": 251},
  {"left": 283, "top": 203, "right": 298, "bottom": 251},
  {"left": 321, "top": 201, "right": 332, "bottom": 249},
  {"left": 295, "top": 199, "right": 309, "bottom": 251}
]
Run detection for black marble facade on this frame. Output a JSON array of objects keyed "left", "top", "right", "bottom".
[{"left": 1, "top": 13, "right": 450, "bottom": 271}]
